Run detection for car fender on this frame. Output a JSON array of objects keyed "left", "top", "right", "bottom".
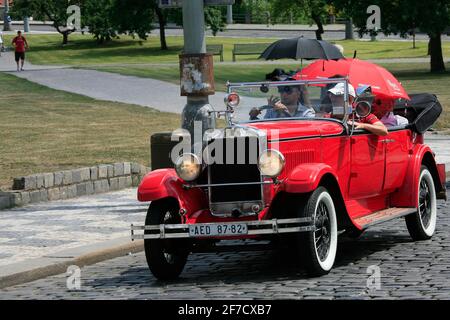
[
  {"left": 282, "top": 163, "right": 341, "bottom": 194},
  {"left": 391, "top": 144, "right": 442, "bottom": 207},
  {"left": 137, "top": 169, "right": 208, "bottom": 215}
]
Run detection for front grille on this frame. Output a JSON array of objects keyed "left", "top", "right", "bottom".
[{"left": 207, "top": 136, "right": 262, "bottom": 203}]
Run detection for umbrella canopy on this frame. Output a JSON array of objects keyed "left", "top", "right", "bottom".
[
  {"left": 294, "top": 58, "right": 410, "bottom": 100},
  {"left": 259, "top": 37, "right": 344, "bottom": 61}
]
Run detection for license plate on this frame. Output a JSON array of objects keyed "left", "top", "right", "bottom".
[{"left": 189, "top": 223, "right": 248, "bottom": 238}]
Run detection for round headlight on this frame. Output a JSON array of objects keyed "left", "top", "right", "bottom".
[
  {"left": 258, "top": 149, "right": 285, "bottom": 178},
  {"left": 175, "top": 153, "right": 201, "bottom": 182}
]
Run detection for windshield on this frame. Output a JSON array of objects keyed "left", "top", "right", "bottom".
[{"left": 227, "top": 79, "right": 352, "bottom": 123}]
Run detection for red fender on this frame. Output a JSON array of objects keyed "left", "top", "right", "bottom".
[
  {"left": 391, "top": 144, "right": 437, "bottom": 208},
  {"left": 137, "top": 169, "right": 208, "bottom": 216},
  {"left": 282, "top": 163, "right": 341, "bottom": 194}
]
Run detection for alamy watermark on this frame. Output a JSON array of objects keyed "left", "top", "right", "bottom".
[
  {"left": 169, "top": 121, "right": 280, "bottom": 165},
  {"left": 366, "top": 5, "right": 381, "bottom": 31},
  {"left": 66, "top": 265, "right": 81, "bottom": 290},
  {"left": 67, "top": 5, "right": 81, "bottom": 31},
  {"left": 366, "top": 265, "right": 382, "bottom": 291}
]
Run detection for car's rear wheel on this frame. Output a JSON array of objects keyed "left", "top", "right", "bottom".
[
  {"left": 405, "top": 166, "right": 437, "bottom": 241},
  {"left": 298, "top": 187, "right": 338, "bottom": 276},
  {"left": 144, "top": 198, "right": 190, "bottom": 280}
]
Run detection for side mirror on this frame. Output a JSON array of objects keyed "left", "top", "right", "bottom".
[
  {"left": 224, "top": 92, "right": 240, "bottom": 108},
  {"left": 354, "top": 101, "right": 372, "bottom": 118}
]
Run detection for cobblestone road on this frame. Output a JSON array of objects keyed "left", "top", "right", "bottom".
[{"left": 1, "top": 190, "right": 449, "bottom": 300}]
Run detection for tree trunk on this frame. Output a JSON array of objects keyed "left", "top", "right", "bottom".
[
  {"left": 155, "top": 7, "right": 168, "bottom": 50},
  {"left": 429, "top": 33, "right": 445, "bottom": 72},
  {"left": 62, "top": 32, "right": 69, "bottom": 45},
  {"left": 311, "top": 13, "right": 324, "bottom": 40}
]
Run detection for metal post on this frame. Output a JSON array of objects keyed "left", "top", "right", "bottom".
[
  {"left": 23, "top": 17, "right": 30, "bottom": 33},
  {"left": 3, "top": 0, "right": 11, "bottom": 31},
  {"left": 226, "top": 5, "right": 233, "bottom": 24},
  {"left": 345, "top": 18, "right": 354, "bottom": 40},
  {"left": 181, "top": 0, "right": 216, "bottom": 144}
]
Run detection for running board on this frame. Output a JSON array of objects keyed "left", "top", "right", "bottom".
[{"left": 354, "top": 207, "right": 417, "bottom": 230}]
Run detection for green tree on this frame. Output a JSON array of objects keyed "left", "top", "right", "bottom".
[
  {"left": 12, "top": 0, "right": 82, "bottom": 45},
  {"left": 332, "top": 0, "right": 449, "bottom": 72},
  {"left": 270, "top": 0, "right": 329, "bottom": 39},
  {"left": 83, "top": 0, "right": 117, "bottom": 43}
]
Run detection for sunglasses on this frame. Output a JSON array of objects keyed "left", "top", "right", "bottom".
[{"left": 277, "top": 86, "right": 295, "bottom": 94}]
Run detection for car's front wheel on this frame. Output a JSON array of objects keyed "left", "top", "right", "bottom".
[
  {"left": 405, "top": 166, "right": 437, "bottom": 241},
  {"left": 144, "top": 198, "right": 190, "bottom": 280},
  {"left": 298, "top": 187, "right": 338, "bottom": 276}
]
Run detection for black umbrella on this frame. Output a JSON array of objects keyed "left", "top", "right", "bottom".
[{"left": 259, "top": 37, "right": 344, "bottom": 61}]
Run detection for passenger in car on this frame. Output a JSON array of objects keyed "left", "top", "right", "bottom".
[
  {"left": 372, "top": 98, "right": 409, "bottom": 127},
  {"left": 327, "top": 83, "right": 388, "bottom": 136}
]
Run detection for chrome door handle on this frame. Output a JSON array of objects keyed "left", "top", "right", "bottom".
[{"left": 381, "top": 139, "right": 395, "bottom": 143}]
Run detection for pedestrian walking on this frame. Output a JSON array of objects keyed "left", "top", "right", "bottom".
[{"left": 11, "top": 30, "right": 29, "bottom": 72}]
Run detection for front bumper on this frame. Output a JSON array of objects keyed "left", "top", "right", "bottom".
[{"left": 131, "top": 217, "right": 314, "bottom": 240}]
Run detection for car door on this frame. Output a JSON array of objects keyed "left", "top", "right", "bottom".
[
  {"left": 348, "top": 132, "right": 385, "bottom": 198},
  {"left": 383, "top": 129, "right": 410, "bottom": 192}
]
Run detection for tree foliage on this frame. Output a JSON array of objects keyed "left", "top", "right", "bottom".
[
  {"left": 331, "top": 0, "right": 449, "bottom": 72},
  {"left": 270, "top": 0, "right": 329, "bottom": 39},
  {"left": 12, "top": 0, "right": 82, "bottom": 44}
]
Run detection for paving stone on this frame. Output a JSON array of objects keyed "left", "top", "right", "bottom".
[
  {"left": 72, "top": 169, "right": 82, "bottom": 184},
  {"left": 98, "top": 165, "right": 108, "bottom": 179},
  {"left": 62, "top": 171, "right": 73, "bottom": 185},
  {"left": 131, "top": 163, "right": 141, "bottom": 174},
  {"left": 47, "top": 188, "right": 61, "bottom": 201},
  {"left": 90, "top": 167, "right": 98, "bottom": 180},
  {"left": 113, "top": 163, "right": 124, "bottom": 177},
  {"left": 36, "top": 175, "right": 45, "bottom": 189},
  {"left": 94, "top": 179, "right": 109, "bottom": 194},
  {"left": 43, "top": 173, "right": 54, "bottom": 189},
  {"left": 53, "top": 172, "right": 64, "bottom": 187},
  {"left": 107, "top": 165, "right": 114, "bottom": 178},
  {"left": 124, "top": 162, "right": 131, "bottom": 175},
  {"left": 118, "top": 177, "right": 127, "bottom": 189}
]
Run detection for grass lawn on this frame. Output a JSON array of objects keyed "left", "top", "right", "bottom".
[
  {"left": 1, "top": 34, "right": 449, "bottom": 65},
  {"left": 0, "top": 72, "right": 180, "bottom": 191}
]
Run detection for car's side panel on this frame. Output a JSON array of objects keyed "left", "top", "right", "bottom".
[
  {"left": 138, "top": 169, "right": 208, "bottom": 217},
  {"left": 383, "top": 130, "right": 411, "bottom": 192},
  {"left": 348, "top": 133, "right": 385, "bottom": 199},
  {"left": 390, "top": 144, "right": 435, "bottom": 208}
]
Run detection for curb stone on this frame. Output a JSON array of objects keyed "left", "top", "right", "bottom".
[{"left": 0, "top": 238, "right": 144, "bottom": 290}]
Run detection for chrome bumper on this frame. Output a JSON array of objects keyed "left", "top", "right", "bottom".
[{"left": 131, "top": 217, "right": 314, "bottom": 240}]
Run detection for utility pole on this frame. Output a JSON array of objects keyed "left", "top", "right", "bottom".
[
  {"left": 345, "top": 18, "right": 354, "bottom": 40},
  {"left": 180, "top": 0, "right": 216, "bottom": 143},
  {"left": 226, "top": 5, "right": 233, "bottom": 24},
  {"left": 3, "top": 0, "right": 11, "bottom": 31},
  {"left": 24, "top": 17, "right": 30, "bottom": 33}
]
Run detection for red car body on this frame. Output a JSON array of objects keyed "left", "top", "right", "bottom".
[
  {"left": 138, "top": 119, "right": 445, "bottom": 230},
  {"left": 132, "top": 79, "right": 446, "bottom": 279}
]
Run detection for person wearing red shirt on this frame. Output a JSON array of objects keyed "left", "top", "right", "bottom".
[
  {"left": 327, "top": 82, "right": 388, "bottom": 136},
  {"left": 12, "top": 31, "right": 29, "bottom": 72}
]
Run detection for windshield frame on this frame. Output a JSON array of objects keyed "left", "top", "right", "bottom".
[{"left": 226, "top": 78, "right": 352, "bottom": 128}]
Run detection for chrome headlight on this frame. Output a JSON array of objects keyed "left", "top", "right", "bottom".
[
  {"left": 175, "top": 153, "right": 201, "bottom": 182},
  {"left": 258, "top": 149, "right": 285, "bottom": 178}
]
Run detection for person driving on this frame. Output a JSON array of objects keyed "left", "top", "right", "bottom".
[
  {"left": 249, "top": 83, "right": 315, "bottom": 120},
  {"left": 327, "top": 82, "right": 388, "bottom": 136}
]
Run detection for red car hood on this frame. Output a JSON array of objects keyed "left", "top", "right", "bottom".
[{"left": 245, "top": 119, "right": 344, "bottom": 141}]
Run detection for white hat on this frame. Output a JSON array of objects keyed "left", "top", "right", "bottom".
[{"left": 328, "top": 82, "right": 356, "bottom": 98}]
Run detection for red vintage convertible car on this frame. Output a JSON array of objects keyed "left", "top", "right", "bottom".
[{"left": 131, "top": 78, "right": 446, "bottom": 279}]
